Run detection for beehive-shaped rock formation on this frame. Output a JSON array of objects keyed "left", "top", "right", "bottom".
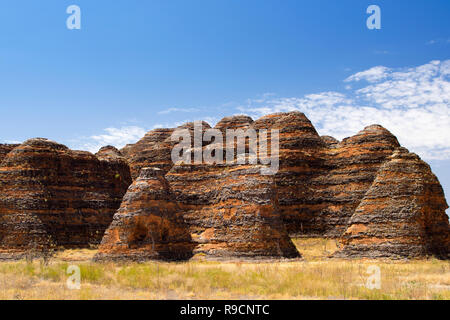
[
  {"left": 334, "top": 148, "right": 450, "bottom": 259},
  {"left": 312, "top": 125, "right": 401, "bottom": 237},
  {"left": 252, "top": 112, "right": 329, "bottom": 237},
  {"left": 121, "top": 122, "right": 212, "bottom": 180},
  {"left": 107, "top": 112, "right": 449, "bottom": 260},
  {"left": 165, "top": 116, "right": 301, "bottom": 260},
  {"left": 95, "top": 167, "right": 194, "bottom": 261},
  {"left": 120, "top": 128, "right": 175, "bottom": 179},
  {"left": 96, "top": 145, "right": 125, "bottom": 160},
  {"left": 2, "top": 111, "right": 447, "bottom": 261},
  {"left": 167, "top": 164, "right": 300, "bottom": 260},
  {"left": 0, "top": 139, "right": 131, "bottom": 258},
  {"left": 214, "top": 115, "right": 254, "bottom": 134}
]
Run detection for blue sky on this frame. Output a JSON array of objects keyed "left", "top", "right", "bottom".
[{"left": 0, "top": 0, "right": 449, "bottom": 209}]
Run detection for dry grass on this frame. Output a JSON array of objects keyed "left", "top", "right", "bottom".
[{"left": 0, "top": 238, "right": 448, "bottom": 300}]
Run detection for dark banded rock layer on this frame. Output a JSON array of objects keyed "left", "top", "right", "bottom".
[
  {"left": 1, "top": 111, "right": 446, "bottom": 261},
  {"left": 0, "top": 144, "right": 19, "bottom": 164},
  {"left": 95, "top": 168, "right": 194, "bottom": 262},
  {"left": 153, "top": 116, "right": 299, "bottom": 260},
  {"left": 0, "top": 138, "right": 131, "bottom": 259},
  {"left": 121, "top": 122, "right": 212, "bottom": 180},
  {"left": 166, "top": 163, "right": 300, "bottom": 260},
  {"left": 334, "top": 148, "right": 450, "bottom": 259},
  {"left": 311, "top": 125, "right": 401, "bottom": 237},
  {"left": 120, "top": 128, "right": 176, "bottom": 179},
  {"left": 96, "top": 145, "right": 125, "bottom": 161},
  {"left": 253, "top": 112, "right": 329, "bottom": 237},
  {"left": 214, "top": 115, "right": 254, "bottom": 135}
]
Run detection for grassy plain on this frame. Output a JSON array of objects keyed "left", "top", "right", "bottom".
[{"left": 0, "top": 238, "right": 448, "bottom": 300}]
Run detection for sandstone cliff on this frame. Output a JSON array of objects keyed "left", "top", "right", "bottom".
[{"left": 0, "top": 138, "right": 131, "bottom": 259}]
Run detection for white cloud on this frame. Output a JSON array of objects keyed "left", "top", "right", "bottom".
[
  {"left": 240, "top": 60, "right": 450, "bottom": 161},
  {"left": 73, "top": 60, "right": 450, "bottom": 161},
  {"left": 345, "top": 66, "right": 390, "bottom": 83},
  {"left": 72, "top": 126, "right": 147, "bottom": 153}
]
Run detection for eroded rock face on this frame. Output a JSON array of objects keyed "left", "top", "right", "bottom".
[
  {"left": 166, "top": 163, "right": 300, "bottom": 260},
  {"left": 312, "top": 125, "right": 401, "bottom": 237},
  {"left": 214, "top": 115, "right": 254, "bottom": 135},
  {"left": 334, "top": 148, "right": 450, "bottom": 259},
  {"left": 107, "top": 112, "right": 448, "bottom": 260},
  {"left": 95, "top": 168, "right": 194, "bottom": 262},
  {"left": 253, "top": 112, "right": 329, "bottom": 237},
  {"left": 0, "top": 144, "right": 19, "bottom": 164},
  {"left": 155, "top": 115, "right": 301, "bottom": 260},
  {"left": 2, "top": 111, "right": 447, "bottom": 261},
  {"left": 0, "top": 139, "right": 131, "bottom": 258},
  {"left": 122, "top": 122, "right": 212, "bottom": 180},
  {"left": 96, "top": 145, "right": 125, "bottom": 161},
  {"left": 121, "top": 128, "right": 175, "bottom": 179}
]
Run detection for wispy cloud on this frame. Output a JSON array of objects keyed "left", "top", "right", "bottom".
[
  {"left": 71, "top": 126, "right": 147, "bottom": 153},
  {"left": 73, "top": 60, "right": 450, "bottom": 160},
  {"left": 157, "top": 107, "right": 200, "bottom": 115},
  {"left": 345, "top": 66, "right": 390, "bottom": 82},
  {"left": 1, "top": 140, "right": 22, "bottom": 144},
  {"left": 373, "top": 50, "right": 391, "bottom": 55},
  {"left": 238, "top": 60, "right": 450, "bottom": 161},
  {"left": 427, "top": 38, "right": 450, "bottom": 45}
]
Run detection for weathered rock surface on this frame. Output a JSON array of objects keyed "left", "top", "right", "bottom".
[
  {"left": 0, "top": 144, "right": 19, "bottom": 164},
  {"left": 334, "top": 148, "right": 450, "bottom": 259},
  {"left": 252, "top": 112, "right": 328, "bottom": 237},
  {"left": 121, "top": 122, "right": 212, "bottom": 180},
  {"left": 95, "top": 167, "right": 194, "bottom": 261},
  {"left": 156, "top": 116, "right": 301, "bottom": 260},
  {"left": 0, "top": 138, "right": 131, "bottom": 258},
  {"left": 97, "top": 112, "right": 448, "bottom": 260},
  {"left": 312, "top": 125, "right": 401, "bottom": 237},
  {"left": 225, "top": 117, "right": 401, "bottom": 238},
  {"left": 166, "top": 163, "right": 300, "bottom": 260},
  {"left": 108, "top": 112, "right": 448, "bottom": 260},
  {"left": 120, "top": 128, "right": 175, "bottom": 179},
  {"left": 96, "top": 145, "right": 125, "bottom": 161},
  {"left": 1, "top": 111, "right": 448, "bottom": 261},
  {"left": 214, "top": 115, "right": 254, "bottom": 134}
]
